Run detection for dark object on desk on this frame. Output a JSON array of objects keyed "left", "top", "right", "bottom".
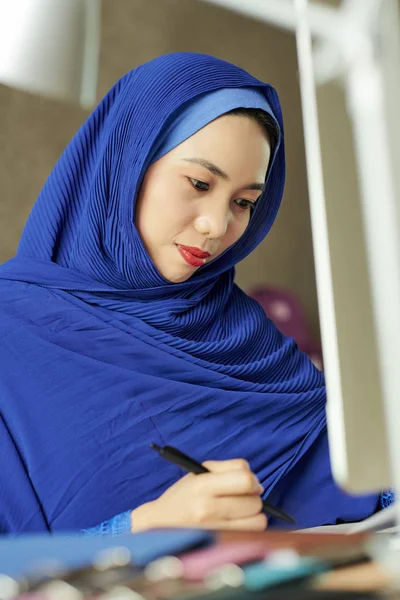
[
  {"left": 174, "top": 584, "right": 385, "bottom": 600},
  {"left": 150, "top": 443, "right": 296, "bottom": 525}
]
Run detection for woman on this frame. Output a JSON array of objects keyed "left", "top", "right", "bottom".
[{"left": 0, "top": 52, "right": 385, "bottom": 535}]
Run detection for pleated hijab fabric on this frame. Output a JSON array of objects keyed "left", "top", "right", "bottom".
[{"left": 0, "top": 53, "right": 378, "bottom": 533}]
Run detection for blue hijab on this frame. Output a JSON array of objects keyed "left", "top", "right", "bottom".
[{"left": 0, "top": 52, "right": 378, "bottom": 533}]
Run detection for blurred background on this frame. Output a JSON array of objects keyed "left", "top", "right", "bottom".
[{"left": 0, "top": 0, "right": 356, "bottom": 360}]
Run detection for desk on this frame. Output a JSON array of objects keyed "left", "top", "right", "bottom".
[{"left": 0, "top": 530, "right": 398, "bottom": 599}]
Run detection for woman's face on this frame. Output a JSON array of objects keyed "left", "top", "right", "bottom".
[{"left": 136, "top": 114, "right": 271, "bottom": 283}]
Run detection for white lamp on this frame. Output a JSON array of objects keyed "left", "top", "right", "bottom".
[{"left": 0, "top": 0, "right": 101, "bottom": 108}]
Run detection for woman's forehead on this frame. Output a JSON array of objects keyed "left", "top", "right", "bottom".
[{"left": 164, "top": 115, "right": 271, "bottom": 177}]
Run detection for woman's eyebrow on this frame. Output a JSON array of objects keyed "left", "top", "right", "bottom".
[
  {"left": 181, "top": 157, "right": 266, "bottom": 192},
  {"left": 182, "top": 157, "right": 228, "bottom": 179}
]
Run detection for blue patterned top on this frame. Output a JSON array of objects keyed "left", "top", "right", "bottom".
[
  {"left": 380, "top": 490, "right": 395, "bottom": 509},
  {"left": 80, "top": 511, "right": 132, "bottom": 537}
]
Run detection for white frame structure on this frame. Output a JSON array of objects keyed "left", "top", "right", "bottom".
[
  {"left": 0, "top": 0, "right": 101, "bottom": 108},
  {"left": 202, "top": 0, "right": 400, "bottom": 548}
]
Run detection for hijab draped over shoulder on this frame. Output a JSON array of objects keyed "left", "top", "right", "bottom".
[{"left": 0, "top": 53, "right": 378, "bottom": 533}]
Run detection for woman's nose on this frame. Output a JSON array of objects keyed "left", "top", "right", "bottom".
[{"left": 194, "top": 203, "right": 229, "bottom": 239}]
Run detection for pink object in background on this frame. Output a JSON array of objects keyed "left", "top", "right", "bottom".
[
  {"left": 179, "top": 542, "right": 270, "bottom": 581},
  {"left": 248, "top": 285, "right": 323, "bottom": 371}
]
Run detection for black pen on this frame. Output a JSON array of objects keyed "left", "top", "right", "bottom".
[{"left": 150, "top": 443, "right": 296, "bottom": 525}]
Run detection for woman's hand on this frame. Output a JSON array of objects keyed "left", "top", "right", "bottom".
[{"left": 130, "top": 459, "right": 267, "bottom": 532}]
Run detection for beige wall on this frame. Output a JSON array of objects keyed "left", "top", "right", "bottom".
[{"left": 0, "top": 0, "right": 320, "bottom": 339}]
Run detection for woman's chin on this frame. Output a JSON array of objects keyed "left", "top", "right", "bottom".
[
  {"left": 164, "top": 270, "right": 195, "bottom": 284},
  {"left": 158, "top": 263, "right": 197, "bottom": 284}
]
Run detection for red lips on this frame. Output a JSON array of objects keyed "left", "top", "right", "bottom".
[
  {"left": 177, "top": 245, "right": 211, "bottom": 268},
  {"left": 178, "top": 245, "right": 210, "bottom": 258}
]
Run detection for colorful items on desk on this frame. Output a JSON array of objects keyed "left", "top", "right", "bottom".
[{"left": 0, "top": 530, "right": 391, "bottom": 600}]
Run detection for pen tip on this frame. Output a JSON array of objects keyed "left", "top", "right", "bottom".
[{"left": 150, "top": 442, "right": 161, "bottom": 452}]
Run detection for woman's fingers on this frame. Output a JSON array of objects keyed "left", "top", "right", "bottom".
[
  {"left": 191, "top": 491, "right": 263, "bottom": 524},
  {"left": 201, "top": 513, "right": 268, "bottom": 532},
  {"left": 212, "top": 494, "right": 264, "bottom": 520},
  {"left": 202, "top": 458, "right": 251, "bottom": 473},
  {"left": 196, "top": 468, "right": 263, "bottom": 497},
  {"left": 143, "top": 458, "right": 267, "bottom": 532}
]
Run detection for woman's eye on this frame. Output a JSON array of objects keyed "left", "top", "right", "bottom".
[
  {"left": 188, "top": 178, "right": 209, "bottom": 191},
  {"left": 235, "top": 198, "right": 256, "bottom": 211}
]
